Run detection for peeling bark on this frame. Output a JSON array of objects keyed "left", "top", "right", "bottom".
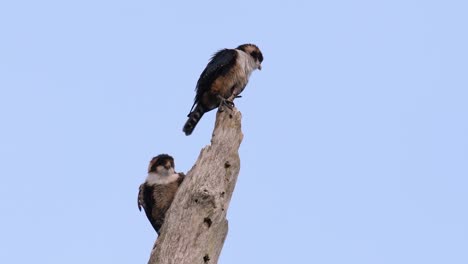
[{"left": 148, "top": 108, "right": 243, "bottom": 264}]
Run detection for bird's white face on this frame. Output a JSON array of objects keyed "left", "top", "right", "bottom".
[
  {"left": 234, "top": 43, "right": 263, "bottom": 76},
  {"left": 146, "top": 163, "right": 178, "bottom": 185},
  {"left": 239, "top": 44, "right": 263, "bottom": 71},
  {"left": 146, "top": 156, "right": 179, "bottom": 185},
  {"left": 155, "top": 164, "right": 175, "bottom": 177}
]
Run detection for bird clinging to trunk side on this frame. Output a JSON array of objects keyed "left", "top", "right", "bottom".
[{"left": 138, "top": 154, "right": 185, "bottom": 234}]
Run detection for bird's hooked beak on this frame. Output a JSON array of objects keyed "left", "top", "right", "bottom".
[
  {"left": 164, "top": 161, "right": 172, "bottom": 170},
  {"left": 258, "top": 64, "right": 262, "bottom": 70}
]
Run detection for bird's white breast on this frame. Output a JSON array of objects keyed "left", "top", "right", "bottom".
[{"left": 146, "top": 172, "right": 180, "bottom": 185}]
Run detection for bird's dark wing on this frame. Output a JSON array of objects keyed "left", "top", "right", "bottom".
[
  {"left": 138, "top": 184, "right": 145, "bottom": 211},
  {"left": 139, "top": 184, "right": 160, "bottom": 232},
  {"left": 190, "top": 49, "right": 238, "bottom": 113},
  {"left": 177, "top": 172, "right": 185, "bottom": 185}
]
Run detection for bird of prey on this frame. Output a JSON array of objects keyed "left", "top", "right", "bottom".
[
  {"left": 138, "top": 154, "right": 185, "bottom": 234},
  {"left": 183, "top": 43, "right": 263, "bottom": 135}
]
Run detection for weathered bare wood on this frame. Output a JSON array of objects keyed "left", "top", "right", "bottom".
[{"left": 148, "top": 107, "right": 244, "bottom": 264}]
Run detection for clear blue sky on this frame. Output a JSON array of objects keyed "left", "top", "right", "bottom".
[{"left": 1, "top": 1, "right": 467, "bottom": 263}]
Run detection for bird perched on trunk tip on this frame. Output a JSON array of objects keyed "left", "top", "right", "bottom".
[
  {"left": 138, "top": 154, "right": 185, "bottom": 234},
  {"left": 183, "top": 43, "right": 263, "bottom": 136}
]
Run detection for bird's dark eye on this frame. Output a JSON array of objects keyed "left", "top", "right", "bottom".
[
  {"left": 250, "top": 51, "right": 263, "bottom": 62},
  {"left": 250, "top": 51, "right": 258, "bottom": 60},
  {"left": 258, "top": 52, "right": 263, "bottom": 63}
]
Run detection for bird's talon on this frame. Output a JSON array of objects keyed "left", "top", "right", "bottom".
[{"left": 224, "top": 100, "right": 235, "bottom": 109}]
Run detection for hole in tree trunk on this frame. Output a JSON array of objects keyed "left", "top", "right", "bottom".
[{"left": 203, "top": 217, "right": 212, "bottom": 228}]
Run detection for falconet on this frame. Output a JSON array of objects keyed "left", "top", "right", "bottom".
[
  {"left": 183, "top": 44, "right": 263, "bottom": 135},
  {"left": 138, "top": 154, "right": 185, "bottom": 234}
]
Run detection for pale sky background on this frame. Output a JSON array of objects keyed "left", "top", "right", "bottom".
[{"left": 1, "top": 1, "right": 467, "bottom": 263}]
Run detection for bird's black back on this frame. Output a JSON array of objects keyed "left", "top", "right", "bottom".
[{"left": 191, "top": 49, "right": 238, "bottom": 112}]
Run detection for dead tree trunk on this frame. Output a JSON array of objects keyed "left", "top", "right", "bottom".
[{"left": 148, "top": 108, "right": 244, "bottom": 264}]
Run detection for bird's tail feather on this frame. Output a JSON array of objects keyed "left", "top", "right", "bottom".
[{"left": 183, "top": 104, "right": 205, "bottom": 136}]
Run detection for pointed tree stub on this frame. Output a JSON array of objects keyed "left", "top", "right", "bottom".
[{"left": 148, "top": 108, "right": 244, "bottom": 264}]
